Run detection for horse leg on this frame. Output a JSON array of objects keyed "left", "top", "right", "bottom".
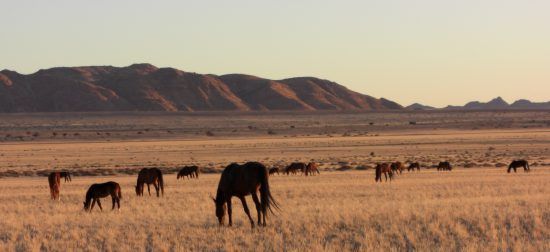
[
  {"left": 154, "top": 183, "right": 159, "bottom": 197},
  {"left": 112, "top": 196, "right": 116, "bottom": 210},
  {"left": 251, "top": 192, "right": 262, "bottom": 226},
  {"left": 226, "top": 198, "right": 233, "bottom": 227},
  {"left": 384, "top": 172, "right": 387, "bottom": 182},
  {"left": 239, "top": 196, "right": 255, "bottom": 228},
  {"left": 96, "top": 199, "right": 103, "bottom": 211},
  {"left": 147, "top": 184, "right": 151, "bottom": 196},
  {"left": 90, "top": 199, "right": 96, "bottom": 211}
]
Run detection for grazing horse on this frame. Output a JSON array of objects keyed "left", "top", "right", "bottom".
[
  {"left": 437, "top": 161, "right": 452, "bottom": 171},
  {"left": 83, "top": 181, "right": 122, "bottom": 212},
  {"left": 305, "top": 162, "right": 320, "bottom": 176},
  {"left": 177, "top": 166, "right": 200, "bottom": 180},
  {"left": 284, "top": 162, "right": 306, "bottom": 175},
  {"left": 136, "top": 168, "right": 164, "bottom": 197},
  {"left": 213, "top": 162, "right": 279, "bottom": 228},
  {"left": 391, "top": 161, "right": 404, "bottom": 174},
  {"left": 375, "top": 163, "right": 393, "bottom": 182},
  {"left": 408, "top": 162, "right": 420, "bottom": 172},
  {"left": 48, "top": 172, "right": 61, "bottom": 200},
  {"left": 508, "top": 160, "right": 530, "bottom": 173},
  {"left": 268, "top": 167, "right": 280, "bottom": 176},
  {"left": 60, "top": 171, "right": 72, "bottom": 182}
]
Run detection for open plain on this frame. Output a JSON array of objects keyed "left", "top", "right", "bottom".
[{"left": 0, "top": 111, "right": 549, "bottom": 251}]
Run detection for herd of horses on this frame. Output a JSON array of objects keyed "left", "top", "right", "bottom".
[{"left": 46, "top": 159, "right": 531, "bottom": 227}]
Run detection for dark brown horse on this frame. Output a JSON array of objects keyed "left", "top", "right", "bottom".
[
  {"left": 305, "top": 162, "right": 320, "bottom": 176},
  {"left": 177, "top": 166, "right": 200, "bottom": 179},
  {"left": 83, "top": 181, "right": 122, "bottom": 212},
  {"left": 437, "top": 161, "right": 452, "bottom": 171},
  {"left": 48, "top": 172, "right": 61, "bottom": 200},
  {"left": 391, "top": 161, "right": 404, "bottom": 174},
  {"left": 60, "top": 171, "right": 72, "bottom": 182},
  {"left": 284, "top": 162, "right": 306, "bottom": 175},
  {"left": 136, "top": 168, "right": 164, "bottom": 197},
  {"left": 268, "top": 167, "right": 280, "bottom": 175},
  {"left": 375, "top": 163, "right": 393, "bottom": 182},
  {"left": 508, "top": 160, "right": 530, "bottom": 173},
  {"left": 213, "top": 162, "right": 279, "bottom": 228},
  {"left": 407, "top": 162, "right": 420, "bottom": 172}
]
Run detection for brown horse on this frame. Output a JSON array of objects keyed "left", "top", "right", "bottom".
[
  {"left": 83, "top": 181, "right": 122, "bottom": 212},
  {"left": 391, "top": 161, "right": 404, "bottom": 174},
  {"left": 305, "top": 162, "right": 320, "bottom": 176},
  {"left": 136, "top": 168, "right": 164, "bottom": 197},
  {"left": 284, "top": 162, "right": 306, "bottom": 175},
  {"left": 408, "top": 162, "right": 420, "bottom": 172},
  {"left": 60, "top": 171, "right": 72, "bottom": 182},
  {"left": 177, "top": 166, "right": 200, "bottom": 179},
  {"left": 268, "top": 167, "right": 280, "bottom": 175},
  {"left": 375, "top": 163, "right": 393, "bottom": 182},
  {"left": 508, "top": 160, "right": 530, "bottom": 173},
  {"left": 48, "top": 172, "right": 61, "bottom": 200},
  {"left": 437, "top": 161, "right": 452, "bottom": 171},
  {"left": 213, "top": 162, "right": 279, "bottom": 228}
]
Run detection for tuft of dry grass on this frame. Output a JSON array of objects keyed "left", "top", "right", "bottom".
[{"left": 0, "top": 168, "right": 548, "bottom": 251}]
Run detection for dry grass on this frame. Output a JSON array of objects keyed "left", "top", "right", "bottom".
[{"left": 0, "top": 168, "right": 548, "bottom": 251}]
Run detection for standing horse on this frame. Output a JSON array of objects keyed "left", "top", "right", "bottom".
[
  {"left": 136, "top": 168, "right": 164, "bottom": 197},
  {"left": 48, "top": 172, "right": 61, "bottom": 200},
  {"left": 284, "top": 162, "right": 306, "bottom": 175},
  {"left": 408, "top": 162, "right": 420, "bottom": 172},
  {"left": 83, "top": 181, "right": 122, "bottom": 212},
  {"left": 508, "top": 160, "right": 530, "bottom": 173},
  {"left": 437, "top": 161, "right": 452, "bottom": 171},
  {"left": 177, "top": 166, "right": 200, "bottom": 180},
  {"left": 305, "top": 162, "right": 320, "bottom": 176},
  {"left": 375, "top": 163, "right": 393, "bottom": 182},
  {"left": 60, "top": 171, "right": 72, "bottom": 182},
  {"left": 268, "top": 167, "right": 280, "bottom": 176},
  {"left": 391, "top": 161, "right": 404, "bottom": 174},
  {"left": 212, "top": 162, "right": 279, "bottom": 228}
]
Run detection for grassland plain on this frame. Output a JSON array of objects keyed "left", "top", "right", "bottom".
[{"left": 0, "top": 168, "right": 548, "bottom": 251}]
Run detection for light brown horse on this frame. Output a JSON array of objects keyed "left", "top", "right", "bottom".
[
  {"left": 305, "top": 162, "right": 320, "bottom": 176},
  {"left": 508, "top": 160, "right": 530, "bottom": 173},
  {"left": 437, "top": 161, "right": 452, "bottom": 171},
  {"left": 284, "top": 162, "right": 306, "bottom": 175},
  {"left": 83, "top": 181, "right": 122, "bottom": 212},
  {"left": 407, "top": 162, "right": 420, "bottom": 172},
  {"left": 136, "top": 168, "right": 164, "bottom": 197},
  {"left": 391, "top": 161, "right": 404, "bottom": 174},
  {"left": 375, "top": 163, "right": 393, "bottom": 182},
  {"left": 48, "top": 172, "right": 61, "bottom": 200},
  {"left": 177, "top": 166, "right": 199, "bottom": 179},
  {"left": 212, "top": 162, "right": 279, "bottom": 228},
  {"left": 268, "top": 167, "right": 280, "bottom": 176}
]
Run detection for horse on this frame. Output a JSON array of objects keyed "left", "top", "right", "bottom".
[
  {"left": 391, "top": 161, "right": 404, "bottom": 174},
  {"left": 375, "top": 163, "right": 393, "bottom": 182},
  {"left": 83, "top": 181, "right": 122, "bottom": 212},
  {"left": 48, "top": 172, "right": 61, "bottom": 200},
  {"left": 136, "top": 168, "right": 164, "bottom": 197},
  {"left": 408, "top": 162, "right": 420, "bottom": 172},
  {"left": 437, "top": 161, "right": 452, "bottom": 171},
  {"left": 212, "top": 162, "right": 279, "bottom": 228},
  {"left": 508, "top": 160, "right": 530, "bottom": 173},
  {"left": 284, "top": 162, "right": 306, "bottom": 175},
  {"left": 177, "top": 166, "right": 200, "bottom": 180},
  {"left": 60, "top": 171, "right": 72, "bottom": 182},
  {"left": 268, "top": 167, "right": 280, "bottom": 176},
  {"left": 305, "top": 162, "right": 320, "bottom": 176}
]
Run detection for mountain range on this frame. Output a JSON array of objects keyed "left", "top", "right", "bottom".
[
  {"left": 0, "top": 64, "right": 402, "bottom": 112},
  {"left": 443, "top": 97, "right": 550, "bottom": 110}
]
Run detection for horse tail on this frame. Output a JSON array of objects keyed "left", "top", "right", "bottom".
[
  {"left": 375, "top": 167, "right": 381, "bottom": 182},
  {"left": 259, "top": 165, "right": 279, "bottom": 215},
  {"left": 118, "top": 185, "right": 122, "bottom": 199},
  {"left": 158, "top": 170, "right": 164, "bottom": 196}
]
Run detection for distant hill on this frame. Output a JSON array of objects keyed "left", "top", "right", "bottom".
[
  {"left": 445, "top": 97, "right": 550, "bottom": 110},
  {"left": 406, "top": 103, "right": 436, "bottom": 110},
  {"left": 0, "top": 64, "right": 402, "bottom": 112}
]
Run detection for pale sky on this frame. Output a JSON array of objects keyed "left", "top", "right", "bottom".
[{"left": 1, "top": 0, "right": 549, "bottom": 107}]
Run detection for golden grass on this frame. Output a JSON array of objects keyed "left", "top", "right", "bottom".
[{"left": 0, "top": 168, "right": 548, "bottom": 251}]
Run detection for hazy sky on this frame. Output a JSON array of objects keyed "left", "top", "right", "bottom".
[{"left": 1, "top": 0, "right": 549, "bottom": 107}]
